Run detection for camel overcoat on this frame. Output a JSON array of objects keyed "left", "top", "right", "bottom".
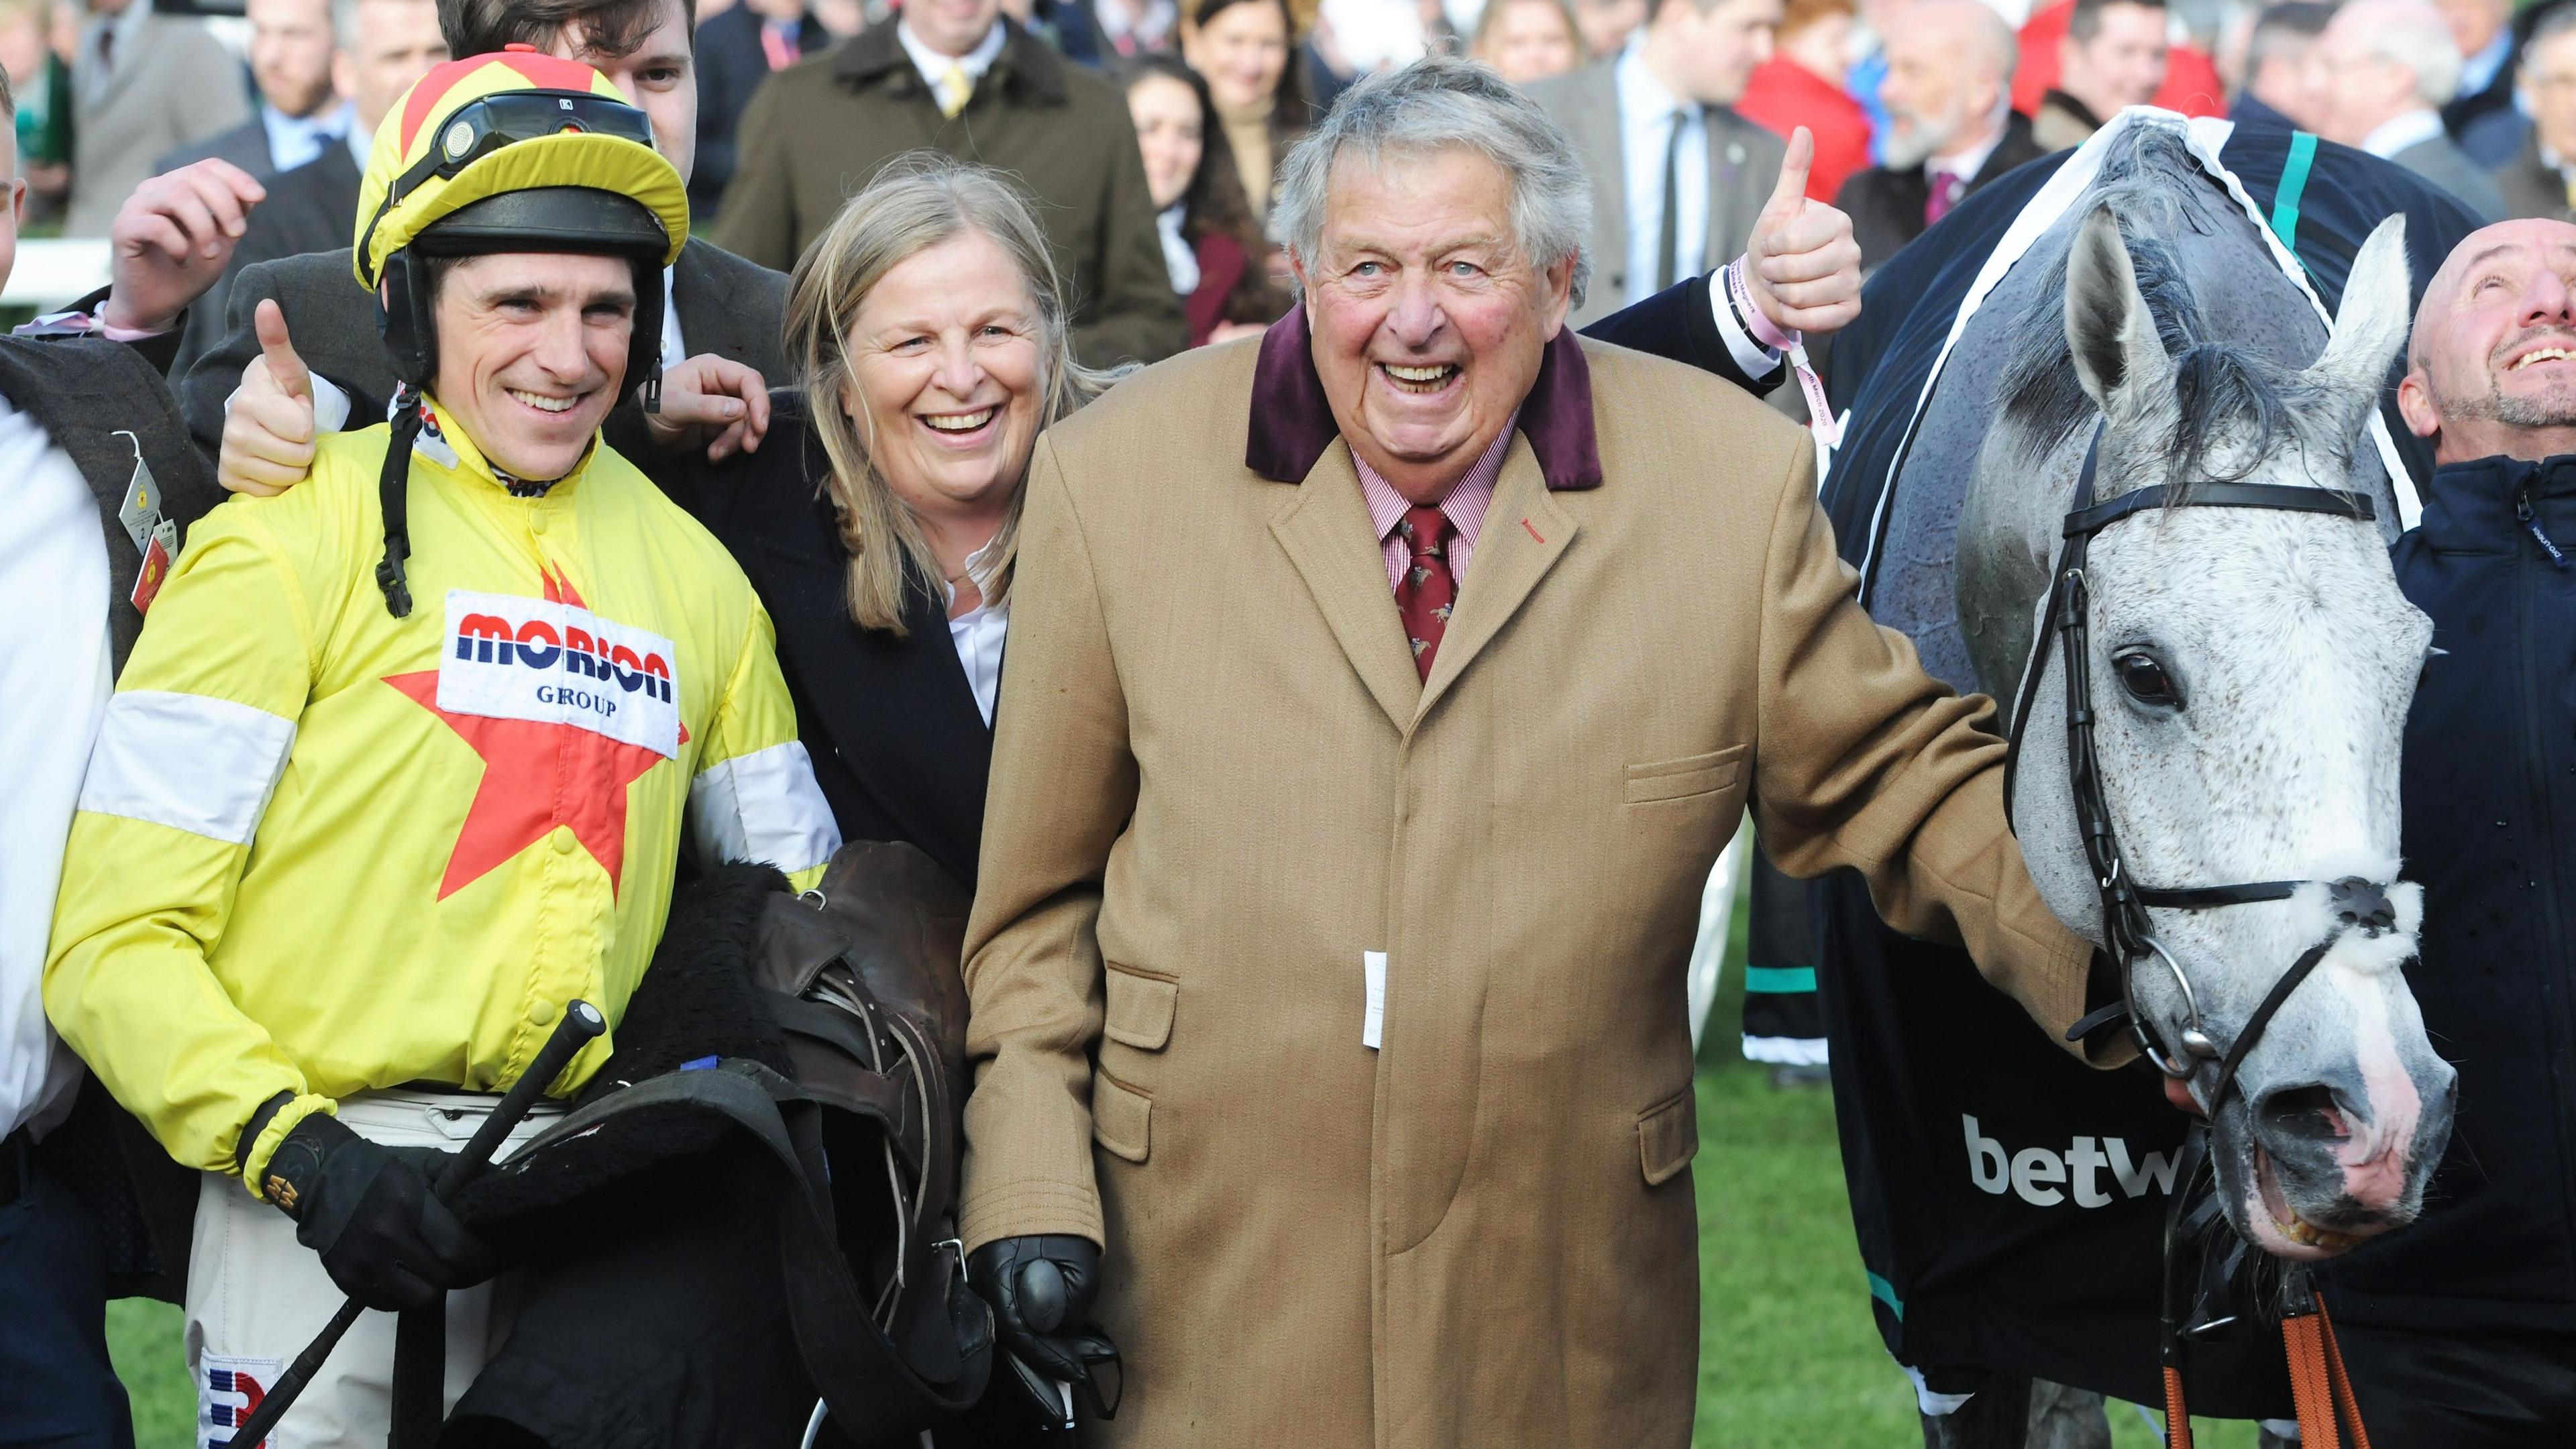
[{"left": 959, "top": 311, "right": 2097, "bottom": 1448}]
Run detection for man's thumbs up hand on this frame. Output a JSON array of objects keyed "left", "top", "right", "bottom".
[
  {"left": 1742, "top": 127, "right": 1862, "bottom": 338},
  {"left": 219, "top": 299, "right": 321, "bottom": 498}
]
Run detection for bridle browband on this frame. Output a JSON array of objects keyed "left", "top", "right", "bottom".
[{"left": 2002, "top": 427, "right": 2392, "bottom": 1107}]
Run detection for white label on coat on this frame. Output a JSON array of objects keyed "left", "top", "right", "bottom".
[
  {"left": 439, "top": 588, "right": 680, "bottom": 759},
  {"left": 1363, "top": 951, "right": 1387, "bottom": 1049}
]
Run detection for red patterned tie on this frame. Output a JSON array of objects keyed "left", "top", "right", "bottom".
[
  {"left": 1925, "top": 169, "right": 1966, "bottom": 228},
  {"left": 1394, "top": 504, "right": 1456, "bottom": 680}
]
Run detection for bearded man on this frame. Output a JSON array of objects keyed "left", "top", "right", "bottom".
[
  {"left": 1834, "top": 0, "right": 2045, "bottom": 273},
  {"left": 955, "top": 56, "right": 2110, "bottom": 1448}
]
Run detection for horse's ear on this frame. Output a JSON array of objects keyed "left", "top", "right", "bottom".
[
  {"left": 2306, "top": 213, "right": 2413, "bottom": 437},
  {"left": 2064, "top": 205, "right": 2174, "bottom": 426}
]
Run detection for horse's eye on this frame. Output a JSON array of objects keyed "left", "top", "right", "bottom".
[{"left": 2115, "top": 652, "right": 2178, "bottom": 706}]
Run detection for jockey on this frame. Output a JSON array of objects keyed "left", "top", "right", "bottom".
[{"left": 42, "top": 50, "right": 837, "bottom": 1441}]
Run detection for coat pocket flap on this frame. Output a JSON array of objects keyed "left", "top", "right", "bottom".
[
  {"left": 1092, "top": 1070, "right": 1150, "bottom": 1163},
  {"left": 1637, "top": 1087, "right": 1699, "bottom": 1186},
  {"left": 1104, "top": 967, "right": 1177, "bottom": 1051},
  {"left": 1623, "top": 746, "right": 1747, "bottom": 804}
]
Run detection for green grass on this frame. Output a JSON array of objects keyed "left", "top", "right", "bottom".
[{"left": 103, "top": 878, "right": 2265, "bottom": 1448}]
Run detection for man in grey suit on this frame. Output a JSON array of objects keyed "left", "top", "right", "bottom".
[
  {"left": 155, "top": 0, "right": 350, "bottom": 182},
  {"left": 1526, "top": 0, "right": 1786, "bottom": 329},
  {"left": 65, "top": 0, "right": 251, "bottom": 235},
  {"left": 2316, "top": 0, "right": 2508, "bottom": 223}
]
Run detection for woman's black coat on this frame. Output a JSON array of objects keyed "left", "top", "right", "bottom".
[{"left": 678, "top": 396, "right": 994, "bottom": 890}]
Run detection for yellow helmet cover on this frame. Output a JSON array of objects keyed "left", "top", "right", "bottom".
[{"left": 354, "top": 48, "right": 690, "bottom": 292}]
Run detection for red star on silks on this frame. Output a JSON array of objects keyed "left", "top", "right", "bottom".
[{"left": 383, "top": 572, "right": 685, "bottom": 902}]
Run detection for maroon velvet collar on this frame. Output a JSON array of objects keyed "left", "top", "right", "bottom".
[{"left": 1243, "top": 303, "right": 1603, "bottom": 492}]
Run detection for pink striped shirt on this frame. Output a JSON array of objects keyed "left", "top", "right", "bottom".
[{"left": 1356, "top": 416, "right": 1517, "bottom": 594}]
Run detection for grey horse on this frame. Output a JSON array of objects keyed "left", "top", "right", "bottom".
[{"left": 1882, "top": 124, "right": 2460, "bottom": 1263}]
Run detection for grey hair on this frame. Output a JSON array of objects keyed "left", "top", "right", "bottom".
[
  {"left": 1272, "top": 56, "right": 1595, "bottom": 309},
  {"left": 2343, "top": 0, "right": 2465, "bottom": 106}
]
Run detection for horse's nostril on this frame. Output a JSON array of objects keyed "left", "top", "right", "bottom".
[{"left": 2255, "top": 1085, "right": 2351, "bottom": 1152}]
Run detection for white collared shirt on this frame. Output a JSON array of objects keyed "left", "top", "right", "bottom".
[
  {"left": 1927, "top": 113, "right": 2009, "bottom": 190},
  {"left": 261, "top": 98, "right": 354, "bottom": 175},
  {"left": 0, "top": 388, "right": 111, "bottom": 1142},
  {"left": 2461, "top": 26, "right": 2513, "bottom": 99},
  {"left": 946, "top": 539, "right": 1008, "bottom": 726},
  {"left": 1616, "top": 42, "right": 1709, "bottom": 309},
  {"left": 1156, "top": 204, "right": 1199, "bottom": 296},
  {"left": 2359, "top": 108, "right": 2448, "bottom": 161},
  {"left": 896, "top": 17, "right": 1007, "bottom": 96}
]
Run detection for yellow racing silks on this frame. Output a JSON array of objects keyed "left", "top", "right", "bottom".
[{"left": 46, "top": 407, "right": 839, "bottom": 1187}]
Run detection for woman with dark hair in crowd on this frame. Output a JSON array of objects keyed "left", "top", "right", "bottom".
[
  {"left": 1179, "top": 0, "right": 1308, "bottom": 224},
  {"left": 1120, "top": 52, "right": 1291, "bottom": 345}
]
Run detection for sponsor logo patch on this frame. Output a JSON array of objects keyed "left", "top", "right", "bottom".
[
  {"left": 1962, "top": 1114, "right": 2179, "bottom": 1208},
  {"left": 437, "top": 576, "right": 679, "bottom": 760},
  {"left": 199, "top": 1355, "right": 282, "bottom": 1449}
]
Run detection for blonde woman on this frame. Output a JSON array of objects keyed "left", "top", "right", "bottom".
[{"left": 682, "top": 155, "right": 1121, "bottom": 893}]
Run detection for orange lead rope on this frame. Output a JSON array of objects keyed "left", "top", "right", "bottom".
[
  {"left": 2279, "top": 1268, "right": 2374, "bottom": 1449},
  {"left": 2161, "top": 1364, "right": 2194, "bottom": 1449},
  {"left": 2163, "top": 1267, "right": 2372, "bottom": 1449}
]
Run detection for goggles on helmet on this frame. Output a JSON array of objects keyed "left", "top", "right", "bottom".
[{"left": 361, "top": 90, "right": 659, "bottom": 267}]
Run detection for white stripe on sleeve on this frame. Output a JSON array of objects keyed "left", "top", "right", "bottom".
[
  {"left": 76, "top": 690, "right": 297, "bottom": 847},
  {"left": 689, "top": 740, "right": 842, "bottom": 874}
]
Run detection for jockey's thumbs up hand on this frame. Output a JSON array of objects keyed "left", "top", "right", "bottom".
[
  {"left": 1743, "top": 127, "right": 1863, "bottom": 339},
  {"left": 219, "top": 300, "right": 320, "bottom": 498}
]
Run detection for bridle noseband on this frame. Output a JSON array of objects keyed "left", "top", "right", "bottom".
[{"left": 2003, "top": 427, "right": 2392, "bottom": 1110}]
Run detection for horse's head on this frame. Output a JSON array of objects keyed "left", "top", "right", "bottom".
[{"left": 2010, "top": 207, "right": 2455, "bottom": 1260}]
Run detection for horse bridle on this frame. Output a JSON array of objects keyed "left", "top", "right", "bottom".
[{"left": 2002, "top": 427, "right": 2400, "bottom": 1112}]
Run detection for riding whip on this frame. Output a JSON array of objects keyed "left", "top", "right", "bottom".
[{"left": 221, "top": 1000, "right": 607, "bottom": 1449}]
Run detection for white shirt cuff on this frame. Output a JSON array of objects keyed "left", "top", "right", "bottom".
[
  {"left": 217, "top": 372, "right": 355, "bottom": 434},
  {"left": 1709, "top": 272, "right": 1784, "bottom": 383},
  {"left": 311, "top": 374, "right": 353, "bottom": 433}
]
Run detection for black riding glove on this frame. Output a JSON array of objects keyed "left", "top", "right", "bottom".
[
  {"left": 260, "top": 1112, "right": 499, "bottom": 1312},
  {"left": 969, "top": 1234, "right": 1121, "bottom": 1412}
]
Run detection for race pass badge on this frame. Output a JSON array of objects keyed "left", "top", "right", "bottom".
[{"left": 437, "top": 583, "right": 681, "bottom": 759}]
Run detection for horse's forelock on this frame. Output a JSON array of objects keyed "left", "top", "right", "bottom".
[{"left": 1996, "top": 123, "right": 2341, "bottom": 491}]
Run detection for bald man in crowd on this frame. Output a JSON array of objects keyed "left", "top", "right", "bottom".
[
  {"left": 2293, "top": 215, "right": 2576, "bottom": 1442},
  {"left": 1833, "top": 0, "right": 2043, "bottom": 272},
  {"left": 2314, "top": 0, "right": 2506, "bottom": 221}
]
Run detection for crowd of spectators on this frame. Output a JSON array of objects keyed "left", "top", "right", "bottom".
[{"left": 20, "top": 0, "right": 2576, "bottom": 366}]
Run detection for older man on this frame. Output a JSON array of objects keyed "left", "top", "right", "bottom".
[
  {"left": 2286, "top": 215, "right": 2576, "bottom": 1446},
  {"left": 2316, "top": 0, "right": 2507, "bottom": 222},
  {"left": 1834, "top": 0, "right": 2041, "bottom": 272},
  {"left": 957, "top": 56, "right": 2097, "bottom": 1448},
  {"left": 2496, "top": 8, "right": 2576, "bottom": 224}
]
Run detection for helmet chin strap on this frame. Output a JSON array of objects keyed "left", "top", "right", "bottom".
[{"left": 375, "top": 386, "right": 423, "bottom": 618}]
